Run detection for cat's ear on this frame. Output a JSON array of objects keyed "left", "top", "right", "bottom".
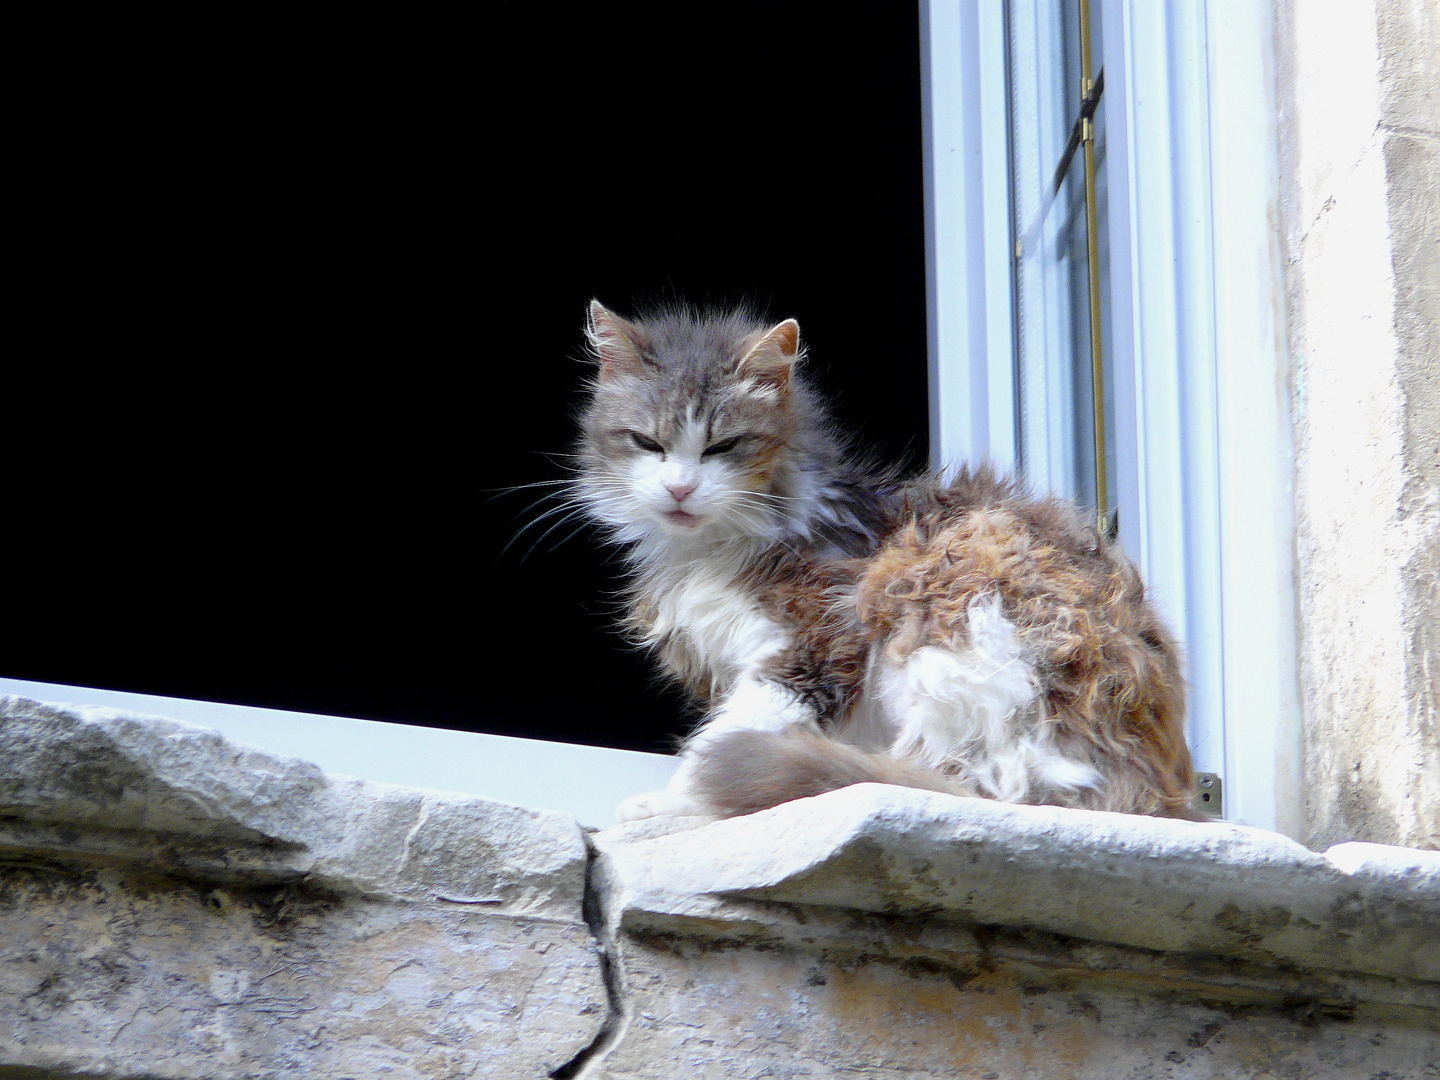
[
  {"left": 736, "top": 319, "right": 801, "bottom": 398},
  {"left": 588, "top": 300, "right": 648, "bottom": 380}
]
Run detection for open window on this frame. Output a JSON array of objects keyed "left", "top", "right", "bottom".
[{"left": 922, "top": 0, "right": 1300, "bottom": 834}]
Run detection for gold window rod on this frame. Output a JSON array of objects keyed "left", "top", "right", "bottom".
[{"left": 1079, "top": 0, "right": 1110, "bottom": 539}]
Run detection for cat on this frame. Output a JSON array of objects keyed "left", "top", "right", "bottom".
[{"left": 576, "top": 300, "right": 1198, "bottom": 823}]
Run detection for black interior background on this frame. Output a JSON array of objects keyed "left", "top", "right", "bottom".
[{"left": 10, "top": 5, "right": 928, "bottom": 752}]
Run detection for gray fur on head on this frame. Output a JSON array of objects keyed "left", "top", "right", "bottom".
[{"left": 576, "top": 301, "right": 888, "bottom": 562}]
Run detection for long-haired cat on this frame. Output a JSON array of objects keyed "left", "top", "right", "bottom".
[{"left": 577, "top": 300, "right": 1197, "bottom": 823}]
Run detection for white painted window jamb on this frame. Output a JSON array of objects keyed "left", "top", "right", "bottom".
[
  {"left": 1204, "top": 0, "right": 1302, "bottom": 838},
  {"left": 1099, "top": 0, "right": 1226, "bottom": 784},
  {"left": 923, "top": 0, "right": 1017, "bottom": 473},
  {"left": 1101, "top": 0, "right": 1300, "bottom": 835}
]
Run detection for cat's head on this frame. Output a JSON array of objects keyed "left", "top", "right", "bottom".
[{"left": 577, "top": 300, "right": 829, "bottom": 548}]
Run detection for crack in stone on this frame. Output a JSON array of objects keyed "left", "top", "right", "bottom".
[
  {"left": 549, "top": 833, "right": 628, "bottom": 1079},
  {"left": 397, "top": 796, "right": 433, "bottom": 876}
]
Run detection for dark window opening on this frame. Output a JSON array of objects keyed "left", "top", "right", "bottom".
[{"left": 10, "top": 6, "right": 929, "bottom": 753}]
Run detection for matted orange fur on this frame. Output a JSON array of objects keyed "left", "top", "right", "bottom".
[{"left": 575, "top": 301, "right": 1197, "bottom": 822}]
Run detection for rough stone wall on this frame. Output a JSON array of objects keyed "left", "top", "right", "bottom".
[
  {"left": 1275, "top": 0, "right": 1440, "bottom": 851},
  {"left": 4, "top": 699, "right": 1438, "bottom": 1079},
  {"left": 596, "top": 924, "right": 1433, "bottom": 1080},
  {"left": 0, "top": 699, "right": 609, "bottom": 1078},
  {"left": 591, "top": 799, "right": 1440, "bottom": 1080},
  {"left": 2, "top": 868, "right": 605, "bottom": 1078}
]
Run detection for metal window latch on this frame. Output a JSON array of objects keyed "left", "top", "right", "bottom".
[
  {"left": 1098, "top": 507, "right": 1118, "bottom": 540},
  {"left": 1194, "top": 772, "right": 1224, "bottom": 818}
]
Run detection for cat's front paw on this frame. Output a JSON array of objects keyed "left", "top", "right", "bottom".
[{"left": 615, "top": 788, "right": 697, "bottom": 822}]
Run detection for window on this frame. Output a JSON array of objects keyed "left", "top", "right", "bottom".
[
  {"left": 8, "top": 6, "right": 929, "bottom": 759},
  {"left": 923, "top": 0, "right": 1300, "bottom": 834},
  {"left": 1008, "top": 0, "right": 1115, "bottom": 528},
  {"left": 6, "top": 6, "right": 932, "bottom": 823}
]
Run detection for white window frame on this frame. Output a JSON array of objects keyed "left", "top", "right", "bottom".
[{"left": 922, "top": 0, "right": 1301, "bottom": 836}]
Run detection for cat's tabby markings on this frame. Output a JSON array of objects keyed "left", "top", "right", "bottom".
[{"left": 575, "top": 302, "right": 1197, "bottom": 822}]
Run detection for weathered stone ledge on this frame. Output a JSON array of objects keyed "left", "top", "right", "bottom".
[
  {"left": 1, "top": 696, "right": 608, "bottom": 1079},
  {"left": 0, "top": 696, "right": 590, "bottom": 916},
  {"left": 3, "top": 695, "right": 1437, "bottom": 1078},
  {"left": 593, "top": 782, "right": 1440, "bottom": 985}
]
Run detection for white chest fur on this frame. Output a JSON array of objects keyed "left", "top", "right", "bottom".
[{"left": 644, "top": 562, "right": 789, "bottom": 688}]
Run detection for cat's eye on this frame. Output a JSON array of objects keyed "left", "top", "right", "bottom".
[
  {"left": 630, "top": 432, "right": 664, "bottom": 454},
  {"left": 702, "top": 436, "right": 743, "bottom": 457}
]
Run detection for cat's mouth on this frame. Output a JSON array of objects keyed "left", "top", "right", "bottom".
[{"left": 663, "top": 509, "right": 703, "bottom": 528}]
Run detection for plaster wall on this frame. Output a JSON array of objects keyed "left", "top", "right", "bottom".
[{"left": 1275, "top": 0, "right": 1440, "bottom": 851}]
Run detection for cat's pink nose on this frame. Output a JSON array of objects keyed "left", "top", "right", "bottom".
[{"left": 666, "top": 481, "right": 696, "bottom": 503}]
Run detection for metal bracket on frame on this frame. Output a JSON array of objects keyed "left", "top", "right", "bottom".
[{"left": 1194, "top": 772, "right": 1224, "bottom": 818}]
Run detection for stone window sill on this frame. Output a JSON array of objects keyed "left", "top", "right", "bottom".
[{"left": 3, "top": 695, "right": 1436, "bottom": 1077}]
